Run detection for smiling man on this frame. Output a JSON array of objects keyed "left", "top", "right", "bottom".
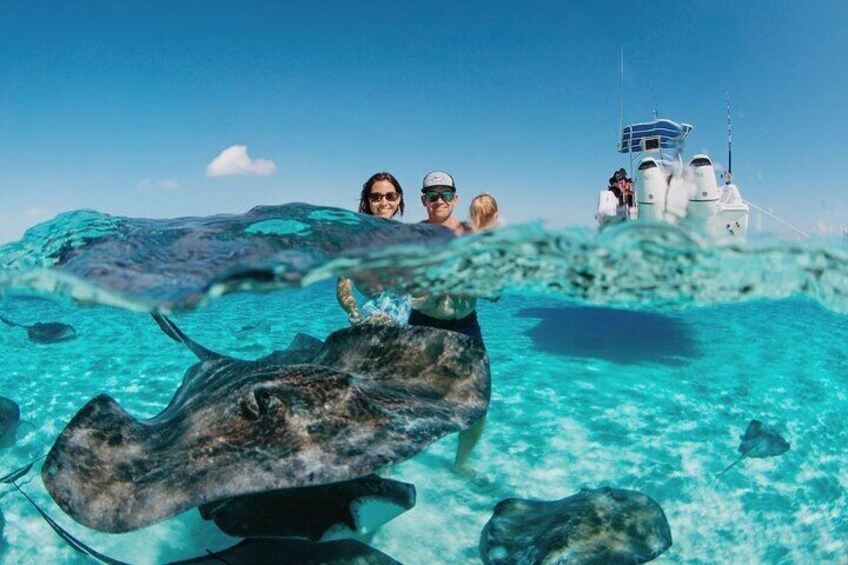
[{"left": 419, "top": 170, "right": 470, "bottom": 234}]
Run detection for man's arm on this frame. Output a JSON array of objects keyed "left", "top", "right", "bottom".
[{"left": 336, "top": 277, "right": 363, "bottom": 325}]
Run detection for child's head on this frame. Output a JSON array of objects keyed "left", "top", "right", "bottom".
[{"left": 470, "top": 193, "right": 499, "bottom": 231}]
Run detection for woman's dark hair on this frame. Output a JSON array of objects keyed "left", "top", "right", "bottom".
[{"left": 358, "top": 172, "right": 404, "bottom": 217}]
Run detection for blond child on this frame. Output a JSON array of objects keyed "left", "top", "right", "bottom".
[{"left": 469, "top": 193, "right": 500, "bottom": 231}]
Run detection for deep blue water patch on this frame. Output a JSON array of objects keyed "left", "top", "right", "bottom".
[{"left": 517, "top": 306, "right": 699, "bottom": 364}]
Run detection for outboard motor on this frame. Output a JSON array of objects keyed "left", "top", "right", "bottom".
[
  {"left": 635, "top": 158, "right": 666, "bottom": 220},
  {"left": 688, "top": 155, "right": 720, "bottom": 201}
]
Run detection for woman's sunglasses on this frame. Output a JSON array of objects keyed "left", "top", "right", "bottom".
[
  {"left": 423, "top": 190, "right": 456, "bottom": 203},
  {"left": 368, "top": 192, "right": 401, "bottom": 203}
]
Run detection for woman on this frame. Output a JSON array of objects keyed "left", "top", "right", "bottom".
[{"left": 337, "top": 172, "right": 411, "bottom": 325}]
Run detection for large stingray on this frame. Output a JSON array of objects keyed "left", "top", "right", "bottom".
[
  {"left": 42, "top": 318, "right": 489, "bottom": 533},
  {"left": 168, "top": 538, "right": 400, "bottom": 565},
  {"left": 720, "top": 419, "right": 790, "bottom": 475},
  {"left": 199, "top": 473, "right": 416, "bottom": 541},
  {"left": 0, "top": 316, "right": 77, "bottom": 343},
  {"left": 480, "top": 487, "right": 672, "bottom": 565}
]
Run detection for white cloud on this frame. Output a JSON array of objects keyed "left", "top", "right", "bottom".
[
  {"left": 206, "top": 145, "right": 276, "bottom": 177},
  {"left": 137, "top": 178, "right": 182, "bottom": 191}
]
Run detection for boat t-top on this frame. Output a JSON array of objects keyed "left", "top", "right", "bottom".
[{"left": 596, "top": 118, "right": 749, "bottom": 240}]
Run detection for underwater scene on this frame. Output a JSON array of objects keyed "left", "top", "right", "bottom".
[{"left": 0, "top": 204, "right": 847, "bottom": 564}]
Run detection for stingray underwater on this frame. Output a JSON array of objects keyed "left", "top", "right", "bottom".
[{"left": 41, "top": 316, "right": 490, "bottom": 533}]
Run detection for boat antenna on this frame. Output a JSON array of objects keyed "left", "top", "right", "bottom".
[
  {"left": 618, "top": 47, "right": 632, "bottom": 176},
  {"left": 726, "top": 93, "right": 733, "bottom": 184},
  {"left": 651, "top": 83, "right": 659, "bottom": 119},
  {"left": 618, "top": 47, "right": 625, "bottom": 139}
]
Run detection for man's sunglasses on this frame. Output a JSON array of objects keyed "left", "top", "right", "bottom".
[
  {"left": 368, "top": 192, "right": 401, "bottom": 203},
  {"left": 423, "top": 190, "right": 456, "bottom": 203}
]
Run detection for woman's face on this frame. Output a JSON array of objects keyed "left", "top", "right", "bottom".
[{"left": 368, "top": 179, "right": 401, "bottom": 219}]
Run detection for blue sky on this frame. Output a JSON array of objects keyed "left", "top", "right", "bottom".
[{"left": 1, "top": 1, "right": 846, "bottom": 243}]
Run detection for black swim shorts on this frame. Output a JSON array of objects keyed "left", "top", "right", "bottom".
[{"left": 408, "top": 309, "right": 483, "bottom": 343}]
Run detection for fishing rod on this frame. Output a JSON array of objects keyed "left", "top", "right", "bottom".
[
  {"left": 726, "top": 93, "right": 733, "bottom": 184},
  {"left": 742, "top": 199, "right": 811, "bottom": 239},
  {"left": 618, "top": 47, "right": 625, "bottom": 143}
]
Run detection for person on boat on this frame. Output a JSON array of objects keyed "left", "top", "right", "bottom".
[
  {"left": 470, "top": 193, "right": 501, "bottom": 231},
  {"left": 336, "top": 172, "right": 412, "bottom": 326},
  {"left": 608, "top": 172, "right": 624, "bottom": 205},
  {"left": 608, "top": 168, "right": 634, "bottom": 207},
  {"left": 617, "top": 168, "right": 635, "bottom": 206},
  {"left": 410, "top": 171, "right": 486, "bottom": 472}
]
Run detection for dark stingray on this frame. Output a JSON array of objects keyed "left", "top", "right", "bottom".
[
  {"left": 200, "top": 473, "right": 416, "bottom": 541},
  {"left": 230, "top": 319, "right": 272, "bottom": 339},
  {"left": 480, "top": 487, "right": 672, "bottom": 565},
  {"left": 720, "top": 419, "right": 791, "bottom": 475},
  {"left": 42, "top": 318, "right": 489, "bottom": 533},
  {"left": 1, "top": 204, "right": 454, "bottom": 312},
  {"left": 167, "top": 538, "right": 400, "bottom": 565},
  {"left": 0, "top": 396, "right": 21, "bottom": 448},
  {"left": 0, "top": 316, "right": 77, "bottom": 343}
]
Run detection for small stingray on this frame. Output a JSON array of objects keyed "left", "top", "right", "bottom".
[
  {"left": 0, "top": 397, "right": 23, "bottom": 448},
  {"left": 0, "top": 316, "right": 77, "bottom": 343},
  {"left": 0, "top": 397, "right": 35, "bottom": 448},
  {"left": 167, "top": 538, "right": 400, "bottom": 565},
  {"left": 199, "top": 473, "right": 416, "bottom": 541},
  {"left": 230, "top": 319, "right": 272, "bottom": 339},
  {"left": 720, "top": 419, "right": 790, "bottom": 476},
  {"left": 42, "top": 317, "right": 489, "bottom": 532},
  {"left": 480, "top": 487, "right": 672, "bottom": 565}
]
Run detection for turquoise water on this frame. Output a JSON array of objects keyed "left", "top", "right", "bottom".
[{"left": 1, "top": 207, "right": 847, "bottom": 563}]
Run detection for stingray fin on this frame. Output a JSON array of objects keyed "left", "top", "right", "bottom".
[
  {"left": 349, "top": 496, "right": 406, "bottom": 535},
  {"left": 742, "top": 420, "right": 763, "bottom": 441},
  {"left": 151, "top": 314, "right": 220, "bottom": 361},
  {"left": 719, "top": 453, "right": 748, "bottom": 476}
]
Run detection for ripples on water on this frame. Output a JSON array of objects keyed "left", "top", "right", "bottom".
[{"left": 0, "top": 204, "right": 846, "bottom": 563}]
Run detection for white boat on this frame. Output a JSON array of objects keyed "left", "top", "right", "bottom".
[{"left": 596, "top": 118, "right": 749, "bottom": 240}]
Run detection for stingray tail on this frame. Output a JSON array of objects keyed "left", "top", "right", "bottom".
[
  {"left": 204, "top": 548, "right": 236, "bottom": 564},
  {"left": 718, "top": 454, "right": 747, "bottom": 477},
  {"left": 0, "top": 453, "right": 45, "bottom": 484},
  {"left": 0, "top": 455, "right": 127, "bottom": 564},
  {"left": 12, "top": 482, "right": 129, "bottom": 565},
  {"left": 151, "top": 314, "right": 220, "bottom": 361},
  {"left": 0, "top": 315, "right": 22, "bottom": 328}
]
